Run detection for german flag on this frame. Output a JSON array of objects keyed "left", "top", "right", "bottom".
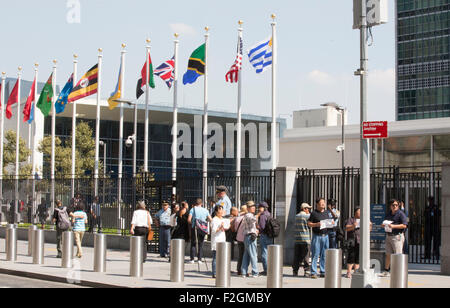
[{"left": 68, "top": 64, "right": 98, "bottom": 103}]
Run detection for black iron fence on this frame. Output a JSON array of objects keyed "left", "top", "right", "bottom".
[
  {"left": 297, "top": 166, "right": 442, "bottom": 264},
  {"left": 0, "top": 170, "right": 275, "bottom": 253}
]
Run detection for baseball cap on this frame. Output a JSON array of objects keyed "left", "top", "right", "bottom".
[
  {"left": 216, "top": 185, "right": 228, "bottom": 193},
  {"left": 301, "top": 203, "right": 312, "bottom": 210}
]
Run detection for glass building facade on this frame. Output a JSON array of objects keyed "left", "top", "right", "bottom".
[{"left": 397, "top": 0, "right": 450, "bottom": 120}]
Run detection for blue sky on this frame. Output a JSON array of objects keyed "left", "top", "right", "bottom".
[{"left": 0, "top": 0, "right": 396, "bottom": 126}]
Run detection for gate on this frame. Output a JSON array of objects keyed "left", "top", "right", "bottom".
[{"left": 297, "top": 167, "right": 442, "bottom": 264}]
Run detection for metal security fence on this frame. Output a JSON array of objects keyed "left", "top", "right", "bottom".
[{"left": 297, "top": 167, "right": 442, "bottom": 264}]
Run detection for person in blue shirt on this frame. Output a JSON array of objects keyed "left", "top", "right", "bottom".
[
  {"left": 188, "top": 198, "right": 212, "bottom": 264},
  {"left": 155, "top": 202, "right": 172, "bottom": 258},
  {"left": 215, "top": 186, "right": 232, "bottom": 216},
  {"left": 70, "top": 203, "right": 88, "bottom": 258}
]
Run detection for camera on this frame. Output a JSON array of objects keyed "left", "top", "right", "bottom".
[{"left": 336, "top": 144, "right": 345, "bottom": 153}]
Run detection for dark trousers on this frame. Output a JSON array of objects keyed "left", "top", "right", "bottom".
[
  {"left": 237, "top": 241, "right": 245, "bottom": 274},
  {"left": 159, "top": 226, "right": 171, "bottom": 257},
  {"left": 90, "top": 216, "right": 102, "bottom": 232},
  {"left": 292, "top": 242, "right": 310, "bottom": 272},
  {"left": 424, "top": 231, "right": 440, "bottom": 260},
  {"left": 190, "top": 229, "right": 206, "bottom": 261},
  {"left": 134, "top": 226, "right": 148, "bottom": 261},
  {"left": 56, "top": 227, "right": 63, "bottom": 256}
]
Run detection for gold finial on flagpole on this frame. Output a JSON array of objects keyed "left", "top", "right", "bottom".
[
  {"left": 205, "top": 26, "right": 210, "bottom": 32},
  {"left": 35, "top": 63, "right": 39, "bottom": 68},
  {"left": 1, "top": 72, "right": 5, "bottom": 76},
  {"left": 271, "top": 14, "right": 276, "bottom": 21},
  {"left": 122, "top": 43, "right": 126, "bottom": 49},
  {"left": 98, "top": 48, "right": 103, "bottom": 53},
  {"left": 146, "top": 38, "right": 151, "bottom": 44},
  {"left": 18, "top": 66, "right": 22, "bottom": 71},
  {"left": 238, "top": 20, "right": 243, "bottom": 26},
  {"left": 174, "top": 33, "right": 179, "bottom": 38},
  {"left": 74, "top": 54, "right": 78, "bottom": 59}
]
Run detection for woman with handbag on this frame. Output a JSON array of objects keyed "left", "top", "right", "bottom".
[
  {"left": 131, "top": 201, "right": 153, "bottom": 263},
  {"left": 188, "top": 198, "right": 212, "bottom": 264}
]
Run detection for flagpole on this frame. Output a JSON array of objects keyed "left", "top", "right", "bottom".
[
  {"left": 71, "top": 54, "right": 78, "bottom": 198},
  {"left": 271, "top": 14, "right": 277, "bottom": 172},
  {"left": 0, "top": 72, "right": 6, "bottom": 204},
  {"left": 203, "top": 26, "right": 209, "bottom": 206},
  {"left": 236, "top": 20, "right": 243, "bottom": 209},
  {"left": 51, "top": 60, "right": 57, "bottom": 217},
  {"left": 31, "top": 63, "right": 38, "bottom": 224},
  {"left": 172, "top": 33, "right": 179, "bottom": 195},
  {"left": 144, "top": 39, "right": 150, "bottom": 173},
  {"left": 15, "top": 66, "right": 22, "bottom": 224},
  {"left": 94, "top": 48, "right": 103, "bottom": 197},
  {"left": 118, "top": 43, "right": 126, "bottom": 230}
]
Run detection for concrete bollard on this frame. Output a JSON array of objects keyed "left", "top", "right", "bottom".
[
  {"left": 130, "top": 236, "right": 144, "bottom": 277},
  {"left": 325, "top": 249, "right": 342, "bottom": 288},
  {"left": 94, "top": 233, "right": 107, "bottom": 272},
  {"left": 170, "top": 239, "right": 185, "bottom": 282},
  {"left": 267, "top": 245, "right": 283, "bottom": 288},
  {"left": 6, "top": 227, "right": 18, "bottom": 261},
  {"left": 216, "top": 242, "right": 231, "bottom": 288},
  {"left": 28, "top": 225, "right": 38, "bottom": 256},
  {"left": 390, "top": 254, "right": 408, "bottom": 288},
  {"left": 62, "top": 231, "right": 74, "bottom": 268},
  {"left": 32, "top": 229, "right": 45, "bottom": 265}
]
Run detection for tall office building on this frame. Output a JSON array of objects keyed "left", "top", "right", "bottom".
[{"left": 396, "top": 0, "right": 450, "bottom": 120}]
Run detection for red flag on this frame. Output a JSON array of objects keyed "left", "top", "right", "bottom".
[
  {"left": 23, "top": 77, "right": 36, "bottom": 122},
  {"left": 6, "top": 79, "right": 19, "bottom": 119}
]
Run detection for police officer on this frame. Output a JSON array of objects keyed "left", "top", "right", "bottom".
[{"left": 215, "top": 186, "right": 232, "bottom": 216}]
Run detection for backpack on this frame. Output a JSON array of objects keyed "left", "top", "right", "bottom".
[
  {"left": 264, "top": 216, "right": 281, "bottom": 238},
  {"left": 56, "top": 207, "right": 71, "bottom": 231}
]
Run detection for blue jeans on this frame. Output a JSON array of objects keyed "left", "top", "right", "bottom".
[
  {"left": 241, "top": 234, "right": 258, "bottom": 276},
  {"left": 260, "top": 234, "right": 273, "bottom": 272},
  {"left": 311, "top": 234, "right": 329, "bottom": 275},
  {"left": 328, "top": 230, "right": 337, "bottom": 249},
  {"left": 212, "top": 250, "right": 217, "bottom": 275},
  {"left": 159, "top": 226, "right": 171, "bottom": 257}
]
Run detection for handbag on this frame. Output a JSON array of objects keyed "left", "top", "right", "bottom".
[
  {"left": 194, "top": 208, "right": 209, "bottom": 235},
  {"left": 147, "top": 212, "right": 154, "bottom": 241}
]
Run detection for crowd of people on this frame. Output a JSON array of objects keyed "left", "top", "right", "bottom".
[{"left": 41, "top": 185, "right": 442, "bottom": 279}]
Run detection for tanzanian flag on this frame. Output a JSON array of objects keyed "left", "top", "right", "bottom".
[
  {"left": 68, "top": 64, "right": 98, "bottom": 103},
  {"left": 36, "top": 73, "right": 54, "bottom": 117},
  {"left": 183, "top": 44, "right": 205, "bottom": 85}
]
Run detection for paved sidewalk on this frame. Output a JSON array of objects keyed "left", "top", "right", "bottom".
[{"left": 0, "top": 240, "right": 448, "bottom": 288}]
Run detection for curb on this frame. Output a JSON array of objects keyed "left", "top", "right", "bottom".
[{"left": 0, "top": 267, "right": 126, "bottom": 288}]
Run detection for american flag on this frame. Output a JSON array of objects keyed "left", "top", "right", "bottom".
[
  {"left": 225, "top": 36, "right": 243, "bottom": 83},
  {"left": 154, "top": 56, "right": 175, "bottom": 89}
]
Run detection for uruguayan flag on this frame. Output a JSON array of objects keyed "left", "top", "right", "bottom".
[{"left": 247, "top": 37, "right": 273, "bottom": 74}]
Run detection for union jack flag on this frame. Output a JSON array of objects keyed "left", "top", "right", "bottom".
[
  {"left": 154, "top": 56, "right": 175, "bottom": 89},
  {"left": 225, "top": 36, "right": 243, "bottom": 83}
]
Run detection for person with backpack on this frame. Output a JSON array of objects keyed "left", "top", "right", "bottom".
[
  {"left": 241, "top": 202, "right": 260, "bottom": 278},
  {"left": 257, "top": 202, "right": 277, "bottom": 276},
  {"left": 187, "top": 198, "right": 212, "bottom": 264},
  {"left": 52, "top": 200, "right": 71, "bottom": 258}
]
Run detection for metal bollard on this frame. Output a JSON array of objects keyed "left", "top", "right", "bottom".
[
  {"left": 94, "top": 233, "right": 107, "bottom": 272},
  {"left": 170, "top": 239, "right": 185, "bottom": 282},
  {"left": 216, "top": 242, "right": 231, "bottom": 287},
  {"left": 129, "top": 236, "right": 144, "bottom": 277},
  {"left": 267, "top": 245, "right": 283, "bottom": 288},
  {"left": 32, "top": 229, "right": 45, "bottom": 265},
  {"left": 62, "top": 231, "right": 74, "bottom": 268},
  {"left": 325, "top": 249, "right": 342, "bottom": 288},
  {"left": 28, "top": 225, "right": 38, "bottom": 256},
  {"left": 6, "top": 227, "right": 17, "bottom": 261},
  {"left": 390, "top": 254, "right": 408, "bottom": 288}
]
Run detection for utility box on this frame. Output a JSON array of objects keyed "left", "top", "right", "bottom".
[{"left": 353, "top": 0, "right": 389, "bottom": 29}]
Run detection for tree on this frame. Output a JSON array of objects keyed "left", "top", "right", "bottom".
[
  {"left": 37, "top": 121, "right": 103, "bottom": 177},
  {"left": 2, "top": 130, "right": 32, "bottom": 177}
]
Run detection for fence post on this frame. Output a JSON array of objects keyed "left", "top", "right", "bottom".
[
  {"left": 130, "top": 236, "right": 144, "bottom": 277},
  {"left": 32, "top": 229, "right": 45, "bottom": 265},
  {"left": 28, "top": 225, "right": 38, "bottom": 256},
  {"left": 94, "top": 233, "right": 107, "bottom": 272},
  {"left": 267, "top": 244, "right": 283, "bottom": 288},
  {"left": 216, "top": 242, "right": 231, "bottom": 288},
  {"left": 390, "top": 254, "right": 408, "bottom": 288},
  {"left": 62, "top": 231, "right": 74, "bottom": 268},
  {"left": 170, "top": 239, "right": 185, "bottom": 282},
  {"left": 324, "top": 249, "right": 342, "bottom": 288},
  {"left": 6, "top": 226, "right": 17, "bottom": 261}
]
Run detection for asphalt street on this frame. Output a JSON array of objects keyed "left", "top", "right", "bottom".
[{"left": 0, "top": 273, "right": 87, "bottom": 288}]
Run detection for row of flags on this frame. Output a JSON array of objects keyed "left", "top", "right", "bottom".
[{"left": 1, "top": 34, "right": 273, "bottom": 124}]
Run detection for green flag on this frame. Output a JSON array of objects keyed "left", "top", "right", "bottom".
[{"left": 36, "top": 73, "right": 53, "bottom": 117}]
